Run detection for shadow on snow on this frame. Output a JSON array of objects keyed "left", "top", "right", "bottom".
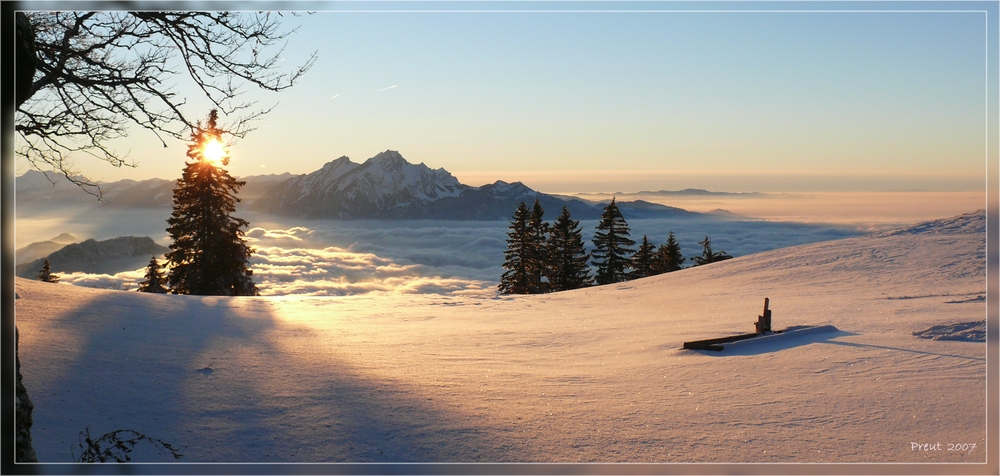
[{"left": 26, "top": 291, "right": 502, "bottom": 463}]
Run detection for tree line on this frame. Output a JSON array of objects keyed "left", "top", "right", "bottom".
[{"left": 499, "top": 199, "right": 732, "bottom": 294}]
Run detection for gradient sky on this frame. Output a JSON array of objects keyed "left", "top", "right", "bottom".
[{"left": 15, "top": 3, "right": 989, "bottom": 192}]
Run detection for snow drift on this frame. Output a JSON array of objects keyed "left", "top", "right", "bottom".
[{"left": 13, "top": 211, "right": 986, "bottom": 463}]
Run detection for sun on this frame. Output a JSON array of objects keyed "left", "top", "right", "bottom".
[{"left": 201, "top": 138, "right": 227, "bottom": 166}]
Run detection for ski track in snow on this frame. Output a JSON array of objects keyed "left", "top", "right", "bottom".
[{"left": 14, "top": 211, "right": 987, "bottom": 463}]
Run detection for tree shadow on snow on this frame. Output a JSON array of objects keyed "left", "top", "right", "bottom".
[{"left": 26, "top": 291, "right": 505, "bottom": 464}]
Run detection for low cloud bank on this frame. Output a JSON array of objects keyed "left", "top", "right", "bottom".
[
  {"left": 49, "top": 216, "right": 862, "bottom": 296},
  {"left": 58, "top": 268, "right": 146, "bottom": 291},
  {"left": 249, "top": 245, "right": 495, "bottom": 296}
]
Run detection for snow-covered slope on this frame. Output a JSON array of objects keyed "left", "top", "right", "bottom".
[{"left": 14, "top": 211, "right": 987, "bottom": 463}]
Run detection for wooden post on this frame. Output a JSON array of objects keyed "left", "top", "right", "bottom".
[{"left": 755, "top": 298, "right": 772, "bottom": 333}]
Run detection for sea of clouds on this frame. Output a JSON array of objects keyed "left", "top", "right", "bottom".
[{"left": 54, "top": 215, "right": 862, "bottom": 296}]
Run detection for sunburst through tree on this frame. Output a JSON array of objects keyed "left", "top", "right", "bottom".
[{"left": 165, "top": 110, "right": 257, "bottom": 296}]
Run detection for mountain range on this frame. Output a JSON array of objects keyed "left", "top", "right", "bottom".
[
  {"left": 251, "top": 150, "right": 695, "bottom": 220},
  {"left": 15, "top": 170, "right": 292, "bottom": 210},
  {"left": 15, "top": 150, "right": 704, "bottom": 221}
]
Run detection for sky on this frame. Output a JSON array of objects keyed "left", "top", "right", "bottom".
[{"left": 14, "top": 3, "right": 989, "bottom": 193}]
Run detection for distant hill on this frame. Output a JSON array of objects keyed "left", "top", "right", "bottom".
[
  {"left": 15, "top": 233, "right": 79, "bottom": 265},
  {"left": 634, "top": 188, "right": 764, "bottom": 197},
  {"left": 16, "top": 236, "right": 168, "bottom": 278}
]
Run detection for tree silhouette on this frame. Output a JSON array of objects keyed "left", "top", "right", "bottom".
[
  {"left": 36, "top": 258, "right": 59, "bottom": 283},
  {"left": 545, "top": 206, "right": 592, "bottom": 292},
  {"left": 651, "top": 231, "right": 685, "bottom": 274},
  {"left": 13, "top": 10, "right": 316, "bottom": 198},
  {"left": 629, "top": 235, "right": 656, "bottom": 279},
  {"left": 500, "top": 202, "right": 535, "bottom": 294},
  {"left": 527, "top": 200, "right": 550, "bottom": 293},
  {"left": 136, "top": 257, "right": 168, "bottom": 294},
  {"left": 690, "top": 235, "right": 733, "bottom": 266},
  {"left": 592, "top": 198, "right": 635, "bottom": 285},
  {"left": 165, "top": 110, "right": 257, "bottom": 296}
]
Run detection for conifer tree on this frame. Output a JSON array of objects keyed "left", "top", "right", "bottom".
[
  {"left": 629, "top": 235, "right": 656, "bottom": 279},
  {"left": 527, "top": 199, "right": 550, "bottom": 293},
  {"left": 137, "top": 257, "right": 168, "bottom": 293},
  {"left": 545, "top": 206, "right": 592, "bottom": 292},
  {"left": 651, "top": 231, "right": 685, "bottom": 274},
  {"left": 499, "top": 202, "right": 536, "bottom": 294},
  {"left": 690, "top": 235, "right": 733, "bottom": 266},
  {"left": 165, "top": 110, "right": 257, "bottom": 296},
  {"left": 591, "top": 198, "right": 635, "bottom": 285},
  {"left": 36, "top": 258, "right": 58, "bottom": 283}
]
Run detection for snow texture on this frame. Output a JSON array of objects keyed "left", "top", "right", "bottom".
[
  {"left": 913, "top": 321, "right": 986, "bottom": 342},
  {"left": 14, "top": 211, "right": 986, "bottom": 463}
]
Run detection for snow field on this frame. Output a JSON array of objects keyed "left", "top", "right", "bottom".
[{"left": 14, "top": 212, "right": 987, "bottom": 463}]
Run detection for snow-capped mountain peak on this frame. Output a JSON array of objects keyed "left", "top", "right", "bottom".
[
  {"left": 343, "top": 150, "right": 463, "bottom": 201},
  {"left": 254, "top": 151, "right": 467, "bottom": 218}
]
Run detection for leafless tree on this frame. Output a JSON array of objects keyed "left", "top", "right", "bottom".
[{"left": 15, "top": 10, "right": 317, "bottom": 198}]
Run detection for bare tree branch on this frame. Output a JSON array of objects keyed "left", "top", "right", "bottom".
[{"left": 15, "top": 11, "right": 317, "bottom": 200}]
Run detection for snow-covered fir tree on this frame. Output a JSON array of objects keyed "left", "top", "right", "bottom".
[
  {"left": 591, "top": 198, "right": 635, "bottom": 285},
  {"left": 499, "top": 202, "right": 540, "bottom": 294},
  {"left": 651, "top": 231, "right": 685, "bottom": 274},
  {"left": 629, "top": 235, "right": 656, "bottom": 279},
  {"left": 36, "top": 258, "right": 58, "bottom": 283},
  {"left": 137, "top": 257, "right": 168, "bottom": 293},
  {"left": 690, "top": 235, "right": 733, "bottom": 266},
  {"left": 165, "top": 110, "right": 257, "bottom": 296},
  {"left": 544, "top": 205, "right": 592, "bottom": 292}
]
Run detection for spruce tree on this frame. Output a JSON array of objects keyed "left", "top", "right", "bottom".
[
  {"left": 545, "top": 205, "right": 592, "bottom": 292},
  {"left": 165, "top": 110, "right": 257, "bottom": 296},
  {"left": 137, "top": 257, "right": 168, "bottom": 293},
  {"left": 499, "top": 202, "right": 536, "bottom": 294},
  {"left": 591, "top": 198, "right": 635, "bottom": 285},
  {"left": 36, "top": 258, "right": 58, "bottom": 283},
  {"left": 651, "top": 231, "right": 684, "bottom": 274},
  {"left": 527, "top": 199, "right": 550, "bottom": 293},
  {"left": 690, "top": 235, "right": 733, "bottom": 266},
  {"left": 629, "top": 235, "right": 656, "bottom": 279}
]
